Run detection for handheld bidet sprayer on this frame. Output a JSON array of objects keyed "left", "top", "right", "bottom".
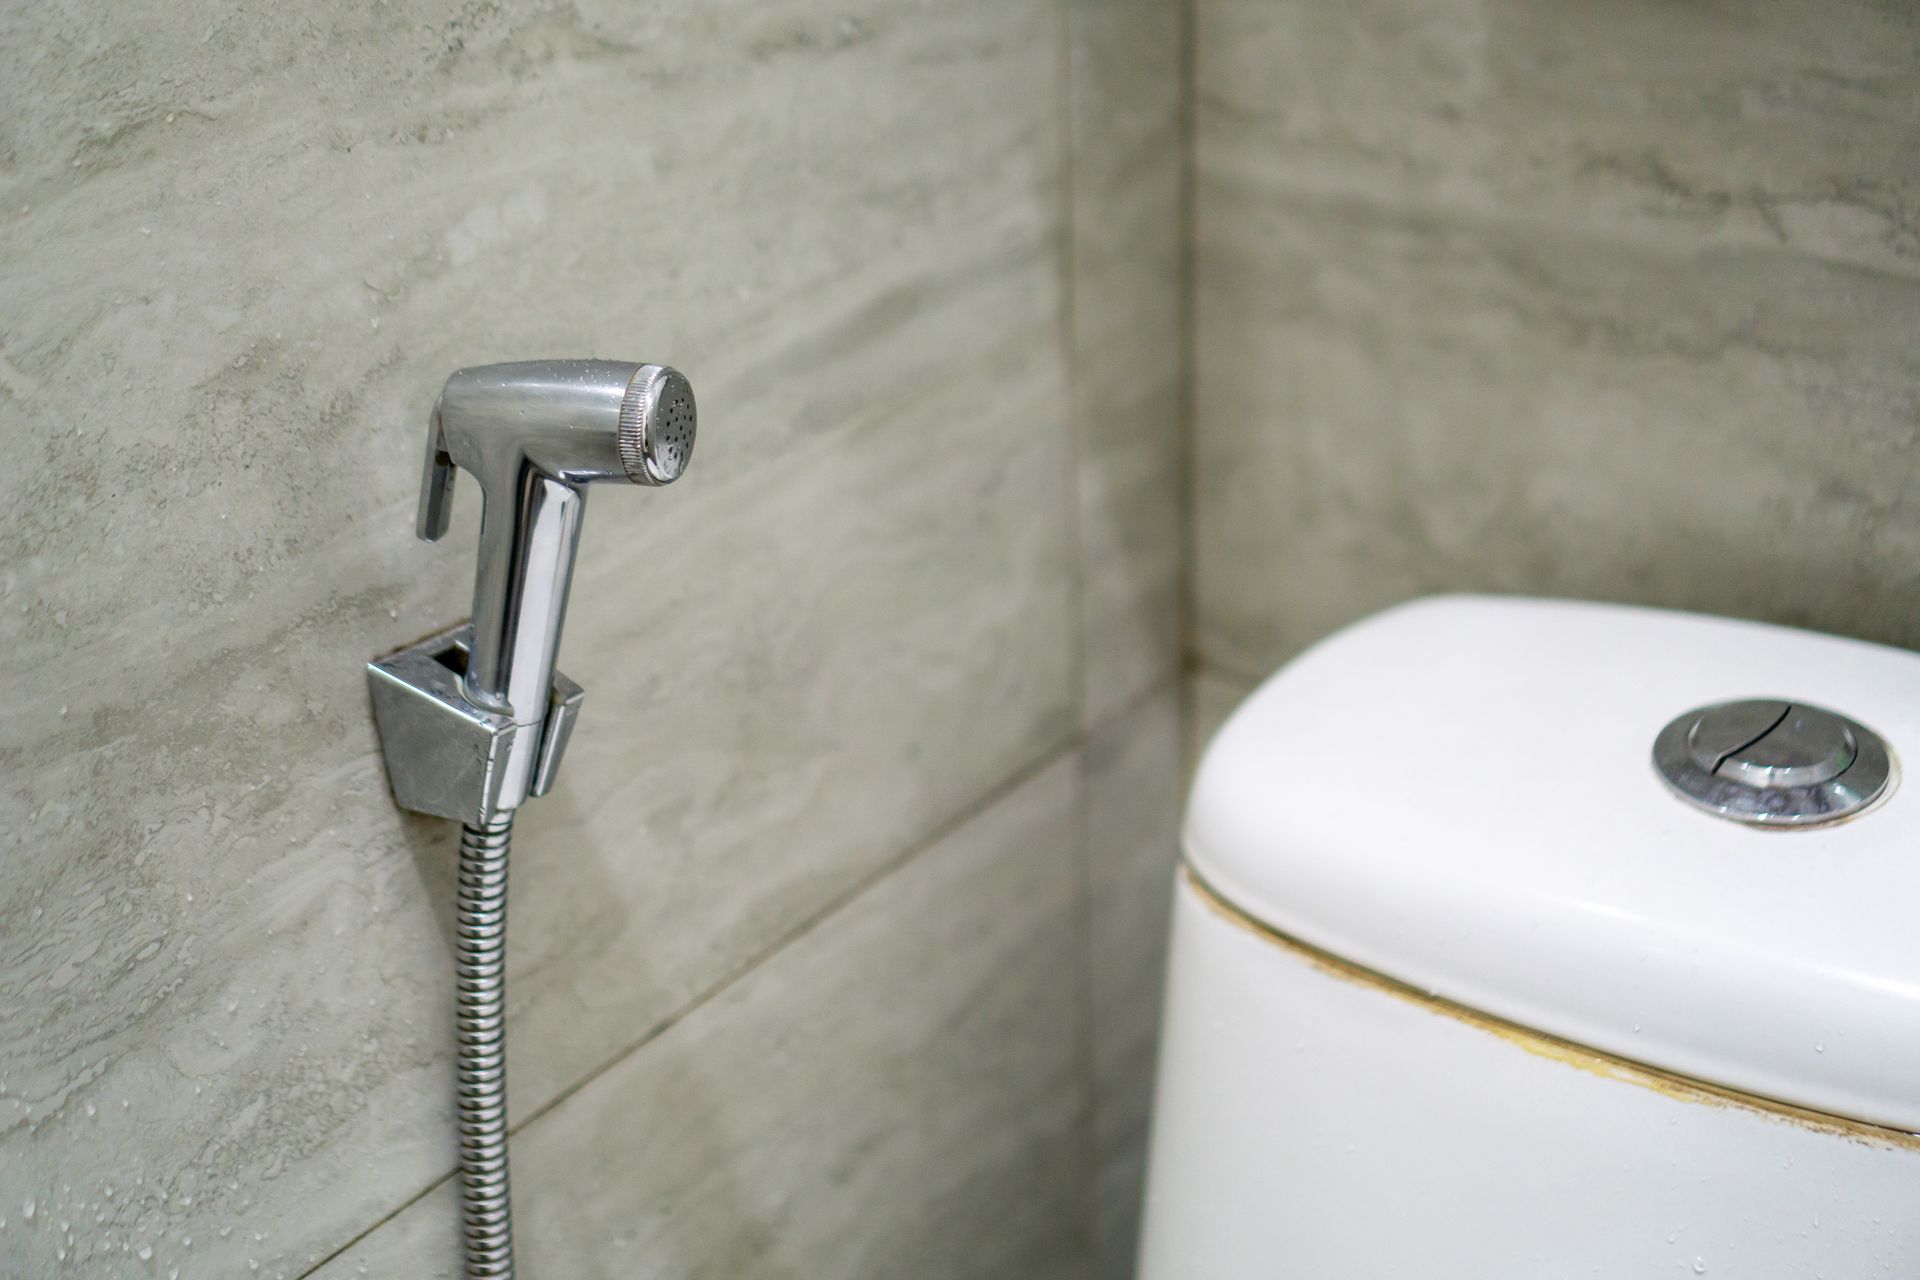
[{"left": 367, "top": 359, "right": 697, "bottom": 1278}]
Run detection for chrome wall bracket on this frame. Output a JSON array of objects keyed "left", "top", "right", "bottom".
[{"left": 367, "top": 622, "right": 584, "bottom": 826}]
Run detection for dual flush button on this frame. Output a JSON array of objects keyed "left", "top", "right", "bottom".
[{"left": 1652, "top": 699, "right": 1893, "bottom": 827}]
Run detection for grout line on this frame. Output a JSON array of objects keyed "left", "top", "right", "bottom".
[
  {"left": 297, "top": 749, "right": 1072, "bottom": 1278},
  {"left": 1080, "top": 665, "right": 1186, "bottom": 744},
  {"left": 1055, "top": 0, "right": 1089, "bottom": 731},
  {"left": 1191, "top": 654, "right": 1267, "bottom": 693},
  {"left": 1069, "top": 779, "right": 1102, "bottom": 1275},
  {"left": 1052, "top": 0, "right": 1105, "bottom": 1262},
  {"left": 295, "top": 1171, "right": 445, "bottom": 1279},
  {"left": 1204, "top": 158, "right": 1920, "bottom": 289},
  {"left": 295, "top": 674, "right": 1183, "bottom": 1279},
  {"left": 1078, "top": 673, "right": 1185, "bottom": 1269},
  {"left": 1175, "top": 0, "right": 1202, "bottom": 690}
]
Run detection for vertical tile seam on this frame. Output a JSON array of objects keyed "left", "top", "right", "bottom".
[
  {"left": 1167, "top": 19, "right": 1204, "bottom": 1261},
  {"left": 1056, "top": 0, "right": 1088, "bottom": 729},
  {"left": 1053, "top": 0, "right": 1104, "bottom": 1269},
  {"left": 1174, "top": 0, "right": 1201, "bottom": 689}
]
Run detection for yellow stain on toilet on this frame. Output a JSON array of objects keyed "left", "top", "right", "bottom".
[{"left": 1182, "top": 862, "right": 1920, "bottom": 1154}]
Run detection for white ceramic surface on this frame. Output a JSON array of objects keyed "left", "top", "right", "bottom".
[
  {"left": 1185, "top": 595, "right": 1920, "bottom": 1132},
  {"left": 1137, "top": 876, "right": 1920, "bottom": 1278}
]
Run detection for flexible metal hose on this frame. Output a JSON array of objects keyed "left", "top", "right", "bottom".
[{"left": 456, "top": 816, "right": 516, "bottom": 1278}]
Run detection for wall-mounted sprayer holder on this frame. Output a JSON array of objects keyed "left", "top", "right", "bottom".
[
  {"left": 371, "top": 359, "right": 695, "bottom": 825},
  {"left": 367, "top": 621, "right": 584, "bottom": 824},
  {"left": 367, "top": 359, "right": 696, "bottom": 1279}
]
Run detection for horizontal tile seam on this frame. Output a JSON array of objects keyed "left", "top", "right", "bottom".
[
  {"left": 1188, "top": 654, "right": 1263, "bottom": 693},
  {"left": 1194, "top": 165, "right": 1920, "bottom": 288},
  {"left": 295, "top": 675, "right": 1177, "bottom": 1279},
  {"left": 294, "top": 739, "right": 1078, "bottom": 1277}
]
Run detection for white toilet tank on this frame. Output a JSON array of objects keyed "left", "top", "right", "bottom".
[{"left": 1138, "top": 596, "right": 1920, "bottom": 1277}]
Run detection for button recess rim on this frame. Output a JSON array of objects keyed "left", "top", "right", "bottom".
[{"left": 1652, "top": 698, "right": 1894, "bottom": 828}]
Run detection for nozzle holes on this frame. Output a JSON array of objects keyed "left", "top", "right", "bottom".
[{"left": 653, "top": 393, "right": 693, "bottom": 473}]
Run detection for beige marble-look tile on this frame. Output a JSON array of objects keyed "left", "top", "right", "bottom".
[
  {"left": 1193, "top": 187, "right": 1920, "bottom": 678},
  {"left": 1069, "top": 0, "right": 1190, "bottom": 725},
  {"left": 314, "top": 755, "right": 1091, "bottom": 1280},
  {"left": 0, "top": 0, "right": 1073, "bottom": 1275},
  {"left": 1081, "top": 684, "right": 1182, "bottom": 1280},
  {"left": 1199, "top": 0, "right": 1920, "bottom": 278}
]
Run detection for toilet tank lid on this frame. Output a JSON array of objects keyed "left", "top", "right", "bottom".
[{"left": 1185, "top": 595, "right": 1920, "bottom": 1135}]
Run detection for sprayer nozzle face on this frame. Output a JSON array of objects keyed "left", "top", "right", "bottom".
[{"left": 618, "top": 364, "right": 698, "bottom": 486}]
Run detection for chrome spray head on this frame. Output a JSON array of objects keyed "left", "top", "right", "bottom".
[
  {"left": 617, "top": 363, "right": 697, "bottom": 486},
  {"left": 404, "top": 358, "right": 696, "bottom": 813},
  {"left": 419, "top": 360, "right": 696, "bottom": 541}
]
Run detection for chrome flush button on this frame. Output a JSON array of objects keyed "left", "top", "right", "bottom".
[{"left": 1653, "top": 699, "right": 1893, "bottom": 827}]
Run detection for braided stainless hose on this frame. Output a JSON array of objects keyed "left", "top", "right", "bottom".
[{"left": 456, "top": 816, "right": 516, "bottom": 1278}]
